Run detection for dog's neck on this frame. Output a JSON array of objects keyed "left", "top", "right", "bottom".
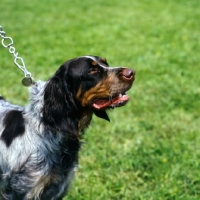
[{"left": 78, "top": 108, "right": 93, "bottom": 135}]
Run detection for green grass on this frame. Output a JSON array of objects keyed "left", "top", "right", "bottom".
[{"left": 0, "top": 0, "right": 200, "bottom": 199}]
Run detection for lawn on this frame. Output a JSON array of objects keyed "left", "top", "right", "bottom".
[{"left": 0, "top": 0, "right": 200, "bottom": 199}]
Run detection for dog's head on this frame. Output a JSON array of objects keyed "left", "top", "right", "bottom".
[{"left": 43, "top": 56, "right": 135, "bottom": 135}]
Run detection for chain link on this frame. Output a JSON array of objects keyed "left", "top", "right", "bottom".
[{"left": 0, "top": 26, "right": 34, "bottom": 86}]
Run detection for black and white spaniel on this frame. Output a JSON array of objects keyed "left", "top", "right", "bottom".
[{"left": 0, "top": 56, "right": 135, "bottom": 200}]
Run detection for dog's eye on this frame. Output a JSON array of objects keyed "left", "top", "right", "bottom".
[{"left": 88, "top": 68, "right": 99, "bottom": 75}]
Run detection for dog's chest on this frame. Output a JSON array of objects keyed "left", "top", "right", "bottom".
[{"left": 21, "top": 139, "right": 79, "bottom": 199}]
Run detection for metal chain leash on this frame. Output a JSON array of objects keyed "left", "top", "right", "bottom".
[{"left": 0, "top": 25, "right": 34, "bottom": 86}]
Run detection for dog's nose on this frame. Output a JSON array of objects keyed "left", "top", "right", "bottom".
[{"left": 122, "top": 68, "right": 135, "bottom": 81}]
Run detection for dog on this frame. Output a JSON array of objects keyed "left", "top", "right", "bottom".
[{"left": 0, "top": 56, "right": 135, "bottom": 200}]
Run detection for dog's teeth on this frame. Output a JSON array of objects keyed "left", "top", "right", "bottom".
[{"left": 119, "top": 94, "right": 122, "bottom": 97}]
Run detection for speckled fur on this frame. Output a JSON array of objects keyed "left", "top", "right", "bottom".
[
  {"left": 0, "top": 56, "right": 134, "bottom": 200},
  {"left": 0, "top": 81, "right": 78, "bottom": 200}
]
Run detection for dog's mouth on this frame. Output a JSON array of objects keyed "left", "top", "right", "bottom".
[{"left": 92, "top": 93, "right": 129, "bottom": 110}]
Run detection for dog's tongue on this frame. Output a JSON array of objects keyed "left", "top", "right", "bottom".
[{"left": 92, "top": 94, "right": 129, "bottom": 110}]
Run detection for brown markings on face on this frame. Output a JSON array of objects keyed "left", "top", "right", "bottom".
[
  {"left": 76, "top": 87, "right": 98, "bottom": 135},
  {"left": 76, "top": 69, "right": 132, "bottom": 107},
  {"left": 92, "top": 60, "right": 98, "bottom": 65},
  {"left": 76, "top": 79, "right": 111, "bottom": 107},
  {"left": 100, "top": 57, "right": 107, "bottom": 63},
  {"left": 76, "top": 87, "right": 82, "bottom": 102}
]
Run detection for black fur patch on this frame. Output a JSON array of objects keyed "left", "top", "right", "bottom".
[
  {"left": 0, "top": 96, "right": 5, "bottom": 100},
  {"left": 94, "top": 110, "right": 110, "bottom": 121},
  {"left": 1, "top": 110, "right": 25, "bottom": 147},
  {"left": 0, "top": 168, "right": 2, "bottom": 182}
]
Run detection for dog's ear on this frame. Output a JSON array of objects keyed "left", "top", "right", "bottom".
[
  {"left": 94, "top": 110, "right": 110, "bottom": 122},
  {"left": 42, "top": 74, "right": 79, "bottom": 138}
]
